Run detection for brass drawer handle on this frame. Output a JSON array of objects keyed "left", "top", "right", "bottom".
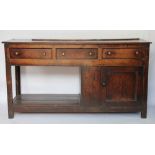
[
  {"left": 89, "top": 51, "right": 95, "bottom": 56},
  {"left": 106, "top": 51, "right": 112, "bottom": 55},
  {"left": 62, "top": 52, "right": 65, "bottom": 56},
  {"left": 135, "top": 51, "right": 139, "bottom": 55},
  {"left": 42, "top": 52, "right": 46, "bottom": 56},
  {"left": 15, "top": 52, "right": 19, "bottom": 56},
  {"left": 89, "top": 52, "right": 93, "bottom": 56}
]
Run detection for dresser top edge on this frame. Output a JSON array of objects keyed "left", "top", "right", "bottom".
[{"left": 2, "top": 38, "right": 152, "bottom": 44}]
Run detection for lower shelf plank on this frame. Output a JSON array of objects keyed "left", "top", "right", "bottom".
[
  {"left": 13, "top": 94, "right": 143, "bottom": 113},
  {"left": 14, "top": 94, "right": 80, "bottom": 105}
]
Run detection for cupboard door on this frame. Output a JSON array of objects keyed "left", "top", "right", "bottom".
[{"left": 101, "top": 67, "right": 143, "bottom": 106}]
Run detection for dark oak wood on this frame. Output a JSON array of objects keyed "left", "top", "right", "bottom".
[
  {"left": 5, "top": 46, "right": 14, "bottom": 118},
  {"left": 10, "top": 48, "right": 52, "bottom": 59},
  {"left": 102, "top": 48, "right": 144, "bottom": 59},
  {"left": 15, "top": 66, "right": 21, "bottom": 95},
  {"left": 9, "top": 59, "right": 143, "bottom": 66},
  {"left": 13, "top": 94, "right": 142, "bottom": 113},
  {"left": 81, "top": 67, "right": 102, "bottom": 106},
  {"left": 14, "top": 94, "right": 80, "bottom": 105},
  {"left": 101, "top": 67, "right": 143, "bottom": 105},
  {"left": 56, "top": 48, "right": 98, "bottom": 59},
  {"left": 3, "top": 38, "right": 151, "bottom": 118}
]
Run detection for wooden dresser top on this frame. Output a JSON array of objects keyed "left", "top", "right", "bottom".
[{"left": 2, "top": 38, "right": 151, "bottom": 44}]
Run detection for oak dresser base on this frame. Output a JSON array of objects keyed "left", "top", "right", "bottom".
[{"left": 3, "top": 38, "right": 150, "bottom": 119}]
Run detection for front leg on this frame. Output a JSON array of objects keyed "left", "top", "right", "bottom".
[
  {"left": 141, "top": 110, "right": 147, "bottom": 119},
  {"left": 5, "top": 47, "right": 14, "bottom": 118},
  {"left": 15, "top": 66, "right": 21, "bottom": 95},
  {"left": 6, "top": 65, "right": 14, "bottom": 118}
]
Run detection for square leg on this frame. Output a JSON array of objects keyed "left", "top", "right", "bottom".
[
  {"left": 8, "top": 110, "right": 14, "bottom": 119},
  {"left": 141, "top": 110, "right": 147, "bottom": 119}
]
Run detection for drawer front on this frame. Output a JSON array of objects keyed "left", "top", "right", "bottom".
[
  {"left": 56, "top": 48, "right": 98, "bottom": 59},
  {"left": 102, "top": 48, "right": 143, "bottom": 59},
  {"left": 10, "top": 49, "right": 52, "bottom": 59}
]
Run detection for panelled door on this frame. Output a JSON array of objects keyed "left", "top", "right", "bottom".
[
  {"left": 81, "top": 66, "right": 143, "bottom": 107},
  {"left": 101, "top": 67, "right": 143, "bottom": 106}
]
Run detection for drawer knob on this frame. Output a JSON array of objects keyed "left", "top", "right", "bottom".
[
  {"left": 15, "top": 52, "right": 19, "bottom": 56},
  {"left": 106, "top": 51, "right": 112, "bottom": 55},
  {"left": 62, "top": 52, "right": 65, "bottom": 56},
  {"left": 89, "top": 52, "right": 93, "bottom": 56},
  {"left": 43, "top": 52, "right": 46, "bottom": 56},
  {"left": 135, "top": 51, "right": 139, "bottom": 55}
]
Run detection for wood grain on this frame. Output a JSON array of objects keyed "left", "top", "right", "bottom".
[{"left": 3, "top": 39, "right": 151, "bottom": 118}]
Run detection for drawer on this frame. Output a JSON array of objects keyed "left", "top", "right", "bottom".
[
  {"left": 56, "top": 48, "right": 98, "bottom": 59},
  {"left": 10, "top": 49, "right": 52, "bottom": 59},
  {"left": 102, "top": 48, "right": 143, "bottom": 59}
]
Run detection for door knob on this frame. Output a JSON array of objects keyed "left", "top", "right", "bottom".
[{"left": 102, "top": 82, "right": 106, "bottom": 86}]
